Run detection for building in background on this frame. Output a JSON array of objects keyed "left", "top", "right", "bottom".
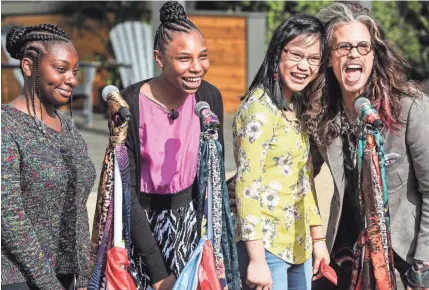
[{"left": 1, "top": 1, "right": 266, "bottom": 113}]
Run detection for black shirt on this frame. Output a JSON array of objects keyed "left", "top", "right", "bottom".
[{"left": 333, "top": 133, "right": 362, "bottom": 251}]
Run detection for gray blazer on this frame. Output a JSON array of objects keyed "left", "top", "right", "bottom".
[{"left": 311, "top": 94, "right": 429, "bottom": 264}]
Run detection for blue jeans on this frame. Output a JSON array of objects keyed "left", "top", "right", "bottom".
[{"left": 237, "top": 242, "right": 312, "bottom": 290}]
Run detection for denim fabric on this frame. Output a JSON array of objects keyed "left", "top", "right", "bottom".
[{"left": 237, "top": 241, "right": 312, "bottom": 290}]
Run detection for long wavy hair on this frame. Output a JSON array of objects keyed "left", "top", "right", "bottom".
[
  {"left": 306, "top": 2, "right": 422, "bottom": 146},
  {"left": 246, "top": 14, "right": 326, "bottom": 121}
]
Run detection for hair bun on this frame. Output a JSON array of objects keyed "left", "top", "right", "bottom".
[
  {"left": 5, "top": 25, "right": 27, "bottom": 59},
  {"left": 160, "top": 1, "right": 187, "bottom": 23}
]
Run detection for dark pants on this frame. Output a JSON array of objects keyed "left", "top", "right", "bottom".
[
  {"left": 2, "top": 274, "right": 75, "bottom": 290},
  {"left": 311, "top": 251, "right": 411, "bottom": 290},
  {"left": 312, "top": 199, "right": 412, "bottom": 290}
]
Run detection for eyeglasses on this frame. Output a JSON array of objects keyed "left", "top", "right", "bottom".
[
  {"left": 332, "top": 41, "right": 373, "bottom": 56},
  {"left": 284, "top": 49, "right": 322, "bottom": 66}
]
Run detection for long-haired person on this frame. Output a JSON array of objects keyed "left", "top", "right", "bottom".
[
  {"left": 307, "top": 2, "right": 429, "bottom": 289},
  {"left": 122, "top": 2, "right": 230, "bottom": 290},
  {"left": 1, "top": 24, "right": 95, "bottom": 290},
  {"left": 233, "top": 14, "right": 330, "bottom": 290}
]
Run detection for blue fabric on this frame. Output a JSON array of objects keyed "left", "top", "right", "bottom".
[
  {"left": 237, "top": 242, "right": 312, "bottom": 290},
  {"left": 172, "top": 236, "right": 207, "bottom": 290},
  {"left": 115, "top": 145, "right": 133, "bottom": 256},
  {"left": 217, "top": 141, "right": 240, "bottom": 290}
]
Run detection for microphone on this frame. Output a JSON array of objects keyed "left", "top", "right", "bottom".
[
  {"left": 102, "top": 85, "right": 131, "bottom": 125},
  {"left": 194, "top": 101, "right": 220, "bottom": 130},
  {"left": 354, "top": 96, "right": 383, "bottom": 129},
  {"left": 168, "top": 109, "right": 179, "bottom": 120}
]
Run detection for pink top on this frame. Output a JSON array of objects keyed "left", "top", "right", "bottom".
[{"left": 139, "top": 93, "right": 200, "bottom": 194}]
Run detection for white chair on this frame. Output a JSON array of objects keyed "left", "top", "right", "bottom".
[{"left": 109, "top": 21, "right": 154, "bottom": 87}]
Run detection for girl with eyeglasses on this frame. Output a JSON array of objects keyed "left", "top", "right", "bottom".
[{"left": 232, "top": 14, "right": 330, "bottom": 290}]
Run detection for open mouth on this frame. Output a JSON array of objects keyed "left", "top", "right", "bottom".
[
  {"left": 290, "top": 72, "right": 309, "bottom": 83},
  {"left": 344, "top": 64, "right": 363, "bottom": 84},
  {"left": 182, "top": 76, "right": 202, "bottom": 83},
  {"left": 182, "top": 76, "right": 203, "bottom": 89}
]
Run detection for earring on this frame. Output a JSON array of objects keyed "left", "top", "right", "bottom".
[{"left": 273, "top": 73, "right": 279, "bottom": 81}]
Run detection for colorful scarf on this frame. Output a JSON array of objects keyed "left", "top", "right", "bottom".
[
  {"left": 88, "top": 94, "right": 133, "bottom": 290},
  {"left": 197, "top": 128, "right": 240, "bottom": 290},
  {"left": 350, "top": 125, "right": 396, "bottom": 290}
]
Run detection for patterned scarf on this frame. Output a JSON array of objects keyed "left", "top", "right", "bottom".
[
  {"left": 89, "top": 94, "right": 133, "bottom": 290},
  {"left": 197, "top": 128, "right": 240, "bottom": 290},
  {"left": 350, "top": 125, "right": 396, "bottom": 290}
]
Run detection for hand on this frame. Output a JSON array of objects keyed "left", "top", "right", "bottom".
[
  {"left": 312, "top": 240, "right": 331, "bottom": 281},
  {"left": 153, "top": 273, "right": 176, "bottom": 290},
  {"left": 246, "top": 260, "right": 272, "bottom": 290},
  {"left": 227, "top": 175, "right": 237, "bottom": 214}
]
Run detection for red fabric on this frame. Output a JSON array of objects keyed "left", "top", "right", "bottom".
[
  {"left": 320, "top": 260, "right": 337, "bottom": 286},
  {"left": 197, "top": 240, "right": 222, "bottom": 290},
  {"left": 350, "top": 135, "right": 396, "bottom": 290},
  {"left": 105, "top": 247, "right": 136, "bottom": 290}
]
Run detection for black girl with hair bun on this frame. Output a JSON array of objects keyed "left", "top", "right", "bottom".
[
  {"left": 120, "top": 1, "right": 238, "bottom": 290},
  {"left": 1, "top": 24, "right": 95, "bottom": 290}
]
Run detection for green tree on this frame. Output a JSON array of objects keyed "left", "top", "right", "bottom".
[
  {"left": 196, "top": 1, "right": 429, "bottom": 80},
  {"left": 372, "top": 1, "right": 429, "bottom": 80},
  {"left": 196, "top": 1, "right": 331, "bottom": 42}
]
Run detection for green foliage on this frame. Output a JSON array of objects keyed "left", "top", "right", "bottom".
[
  {"left": 240, "top": 1, "right": 287, "bottom": 42},
  {"left": 196, "top": 0, "right": 428, "bottom": 80},
  {"left": 372, "top": 1, "right": 429, "bottom": 80},
  {"left": 207, "top": 1, "right": 332, "bottom": 42},
  {"left": 65, "top": 1, "right": 429, "bottom": 81}
]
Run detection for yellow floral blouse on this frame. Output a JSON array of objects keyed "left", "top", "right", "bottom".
[{"left": 232, "top": 88, "right": 322, "bottom": 264}]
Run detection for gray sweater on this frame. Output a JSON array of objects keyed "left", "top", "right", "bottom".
[{"left": 1, "top": 104, "right": 96, "bottom": 289}]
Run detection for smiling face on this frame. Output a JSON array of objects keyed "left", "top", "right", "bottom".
[
  {"left": 329, "top": 21, "right": 374, "bottom": 99},
  {"left": 278, "top": 34, "right": 322, "bottom": 98},
  {"left": 34, "top": 42, "right": 79, "bottom": 105},
  {"left": 155, "top": 29, "right": 209, "bottom": 95}
]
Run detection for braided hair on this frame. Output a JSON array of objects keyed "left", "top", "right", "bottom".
[
  {"left": 5, "top": 24, "right": 74, "bottom": 133},
  {"left": 246, "top": 14, "right": 326, "bottom": 125},
  {"left": 153, "top": 1, "right": 201, "bottom": 52}
]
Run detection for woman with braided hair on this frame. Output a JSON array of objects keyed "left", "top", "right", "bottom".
[
  {"left": 232, "top": 15, "right": 330, "bottom": 290},
  {"left": 121, "top": 1, "right": 239, "bottom": 290},
  {"left": 1, "top": 24, "right": 95, "bottom": 290}
]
